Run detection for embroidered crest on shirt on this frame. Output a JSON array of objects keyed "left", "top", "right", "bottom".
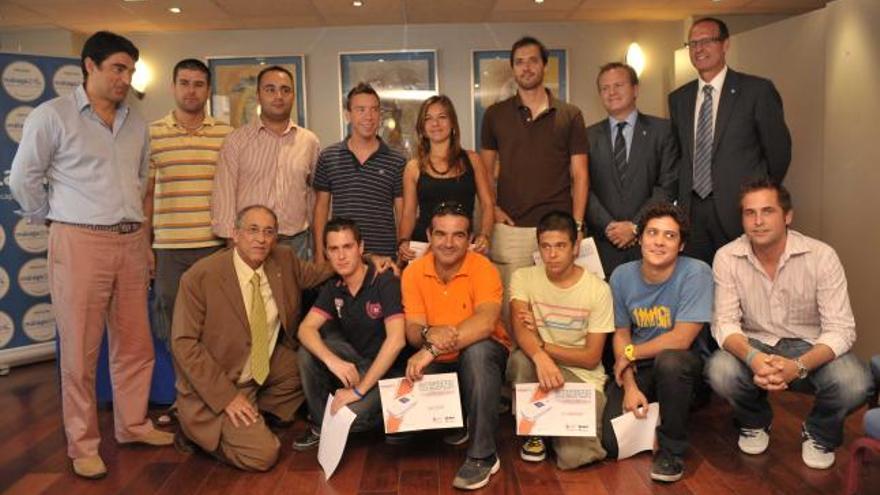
[
  {"left": 334, "top": 297, "right": 344, "bottom": 318},
  {"left": 365, "top": 301, "right": 383, "bottom": 319}
]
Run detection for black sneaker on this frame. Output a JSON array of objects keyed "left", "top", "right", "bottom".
[
  {"left": 452, "top": 455, "right": 500, "bottom": 490},
  {"left": 520, "top": 436, "right": 546, "bottom": 462},
  {"left": 385, "top": 432, "right": 415, "bottom": 446},
  {"left": 292, "top": 427, "right": 320, "bottom": 451},
  {"left": 650, "top": 451, "right": 684, "bottom": 482}
]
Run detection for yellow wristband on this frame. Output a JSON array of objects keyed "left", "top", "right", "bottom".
[{"left": 624, "top": 344, "right": 636, "bottom": 362}]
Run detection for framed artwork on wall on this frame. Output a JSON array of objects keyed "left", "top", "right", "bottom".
[
  {"left": 471, "top": 49, "right": 568, "bottom": 148},
  {"left": 207, "top": 55, "right": 307, "bottom": 128},
  {"left": 339, "top": 50, "right": 438, "bottom": 157}
]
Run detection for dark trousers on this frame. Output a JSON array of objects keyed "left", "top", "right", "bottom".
[
  {"left": 684, "top": 193, "right": 732, "bottom": 266},
  {"left": 602, "top": 349, "right": 703, "bottom": 458},
  {"left": 425, "top": 339, "right": 508, "bottom": 460},
  {"left": 152, "top": 246, "right": 221, "bottom": 347}
]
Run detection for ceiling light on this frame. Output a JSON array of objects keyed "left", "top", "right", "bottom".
[
  {"left": 534, "top": 0, "right": 545, "bottom": 4},
  {"left": 353, "top": 0, "right": 363, "bottom": 6},
  {"left": 169, "top": 7, "right": 181, "bottom": 14}
]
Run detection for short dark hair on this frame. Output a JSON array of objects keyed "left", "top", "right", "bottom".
[
  {"left": 692, "top": 17, "right": 730, "bottom": 40},
  {"left": 638, "top": 203, "right": 690, "bottom": 246},
  {"left": 429, "top": 201, "right": 472, "bottom": 233},
  {"left": 345, "top": 82, "right": 380, "bottom": 111},
  {"left": 510, "top": 36, "right": 549, "bottom": 66},
  {"left": 323, "top": 217, "right": 362, "bottom": 247},
  {"left": 234, "top": 205, "right": 278, "bottom": 230},
  {"left": 257, "top": 65, "right": 293, "bottom": 88},
  {"left": 536, "top": 211, "right": 578, "bottom": 244},
  {"left": 80, "top": 31, "right": 139, "bottom": 80},
  {"left": 173, "top": 58, "right": 211, "bottom": 86},
  {"left": 739, "top": 177, "right": 793, "bottom": 213},
  {"left": 596, "top": 62, "right": 639, "bottom": 89}
]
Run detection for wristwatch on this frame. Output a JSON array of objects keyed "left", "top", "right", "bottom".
[
  {"left": 575, "top": 220, "right": 584, "bottom": 233},
  {"left": 424, "top": 342, "right": 440, "bottom": 357},
  {"left": 795, "top": 358, "right": 809, "bottom": 379}
]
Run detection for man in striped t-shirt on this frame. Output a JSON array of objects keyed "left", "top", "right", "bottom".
[
  {"left": 313, "top": 83, "right": 406, "bottom": 261},
  {"left": 144, "top": 59, "right": 233, "bottom": 347}
]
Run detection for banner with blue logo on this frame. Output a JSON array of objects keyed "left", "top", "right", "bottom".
[{"left": 0, "top": 52, "right": 82, "bottom": 366}]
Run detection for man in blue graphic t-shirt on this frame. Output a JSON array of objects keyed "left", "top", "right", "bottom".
[{"left": 600, "top": 203, "right": 713, "bottom": 483}]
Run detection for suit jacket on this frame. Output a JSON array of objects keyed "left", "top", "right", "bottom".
[
  {"left": 669, "top": 68, "right": 791, "bottom": 238},
  {"left": 171, "top": 246, "right": 331, "bottom": 451},
  {"left": 586, "top": 112, "right": 678, "bottom": 272}
]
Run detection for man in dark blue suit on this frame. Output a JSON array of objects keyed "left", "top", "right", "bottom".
[
  {"left": 669, "top": 17, "right": 791, "bottom": 265},
  {"left": 586, "top": 62, "right": 678, "bottom": 278}
]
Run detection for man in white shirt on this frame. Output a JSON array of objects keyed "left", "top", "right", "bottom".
[{"left": 706, "top": 178, "right": 873, "bottom": 470}]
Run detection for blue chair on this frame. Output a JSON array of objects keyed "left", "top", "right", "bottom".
[{"left": 845, "top": 356, "right": 880, "bottom": 494}]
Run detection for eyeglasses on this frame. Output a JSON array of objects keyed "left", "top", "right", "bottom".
[
  {"left": 243, "top": 226, "right": 277, "bottom": 238},
  {"left": 260, "top": 85, "right": 293, "bottom": 96},
  {"left": 684, "top": 37, "right": 723, "bottom": 49},
  {"left": 433, "top": 201, "right": 468, "bottom": 216}
]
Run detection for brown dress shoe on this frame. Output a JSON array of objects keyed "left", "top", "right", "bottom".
[
  {"left": 72, "top": 455, "right": 107, "bottom": 479},
  {"left": 121, "top": 428, "right": 174, "bottom": 447}
]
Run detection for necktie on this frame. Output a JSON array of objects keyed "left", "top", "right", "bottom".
[
  {"left": 693, "top": 85, "right": 714, "bottom": 198},
  {"left": 613, "top": 121, "right": 628, "bottom": 185},
  {"left": 248, "top": 272, "right": 270, "bottom": 385}
]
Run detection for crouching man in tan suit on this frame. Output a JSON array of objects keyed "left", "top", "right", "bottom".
[{"left": 171, "top": 204, "right": 333, "bottom": 471}]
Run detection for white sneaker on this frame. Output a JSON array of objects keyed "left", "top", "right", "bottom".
[
  {"left": 738, "top": 427, "right": 770, "bottom": 455},
  {"left": 801, "top": 433, "right": 835, "bottom": 469}
]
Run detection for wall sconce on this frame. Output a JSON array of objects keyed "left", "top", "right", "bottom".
[
  {"left": 131, "top": 59, "right": 153, "bottom": 99},
  {"left": 625, "top": 42, "right": 646, "bottom": 77}
]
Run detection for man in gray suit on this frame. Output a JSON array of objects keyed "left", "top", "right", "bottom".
[
  {"left": 586, "top": 62, "right": 677, "bottom": 277},
  {"left": 669, "top": 17, "right": 791, "bottom": 264}
]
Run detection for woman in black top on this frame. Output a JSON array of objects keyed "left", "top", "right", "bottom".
[{"left": 397, "top": 95, "right": 495, "bottom": 261}]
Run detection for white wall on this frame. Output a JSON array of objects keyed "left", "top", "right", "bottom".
[{"left": 122, "top": 21, "right": 682, "bottom": 148}]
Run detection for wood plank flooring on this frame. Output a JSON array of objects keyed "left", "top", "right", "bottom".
[{"left": 1, "top": 361, "right": 878, "bottom": 495}]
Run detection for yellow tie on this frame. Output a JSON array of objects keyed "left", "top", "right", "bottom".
[{"left": 248, "top": 272, "right": 270, "bottom": 385}]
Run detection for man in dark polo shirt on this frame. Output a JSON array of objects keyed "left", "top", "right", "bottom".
[
  {"left": 479, "top": 36, "right": 589, "bottom": 315},
  {"left": 313, "top": 83, "right": 406, "bottom": 262},
  {"left": 294, "top": 217, "right": 408, "bottom": 450}
]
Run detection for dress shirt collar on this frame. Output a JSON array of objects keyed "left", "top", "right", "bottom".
[
  {"left": 232, "top": 247, "right": 267, "bottom": 287},
  {"left": 73, "top": 84, "right": 130, "bottom": 115},
  {"left": 257, "top": 116, "right": 297, "bottom": 136},
  {"left": 608, "top": 110, "right": 638, "bottom": 131},
  {"left": 698, "top": 65, "right": 728, "bottom": 95},
  {"left": 730, "top": 229, "right": 812, "bottom": 264}
]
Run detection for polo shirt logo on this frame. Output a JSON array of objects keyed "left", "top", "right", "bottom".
[
  {"left": 334, "top": 297, "right": 344, "bottom": 318},
  {"left": 365, "top": 301, "right": 383, "bottom": 319}
]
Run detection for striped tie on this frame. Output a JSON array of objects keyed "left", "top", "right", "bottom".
[
  {"left": 613, "top": 121, "right": 628, "bottom": 185},
  {"left": 248, "top": 272, "right": 270, "bottom": 385},
  {"left": 693, "top": 85, "right": 714, "bottom": 198}
]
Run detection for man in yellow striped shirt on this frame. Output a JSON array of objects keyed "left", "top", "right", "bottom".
[{"left": 144, "top": 59, "right": 234, "bottom": 348}]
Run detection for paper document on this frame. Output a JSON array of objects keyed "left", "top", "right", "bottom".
[
  {"left": 533, "top": 237, "right": 606, "bottom": 279},
  {"left": 379, "top": 373, "right": 463, "bottom": 433},
  {"left": 610, "top": 402, "right": 660, "bottom": 460},
  {"left": 514, "top": 383, "right": 597, "bottom": 437},
  {"left": 317, "top": 393, "right": 357, "bottom": 480}
]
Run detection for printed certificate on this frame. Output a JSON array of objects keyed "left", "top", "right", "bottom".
[
  {"left": 379, "top": 373, "right": 464, "bottom": 433},
  {"left": 515, "top": 383, "right": 597, "bottom": 437}
]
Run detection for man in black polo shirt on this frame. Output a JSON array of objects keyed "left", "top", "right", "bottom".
[
  {"left": 312, "top": 83, "right": 406, "bottom": 262},
  {"left": 479, "top": 36, "right": 589, "bottom": 317},
  {"left": 294, "top": 217, "right": 408, "bottom": 450}
]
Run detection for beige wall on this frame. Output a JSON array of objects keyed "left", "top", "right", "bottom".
[
  {"left": 119, "top": 21, "right": 682, "bottom": 148},
  {"left": 675, "top": 0, "right": 880, "bottom": 359}
]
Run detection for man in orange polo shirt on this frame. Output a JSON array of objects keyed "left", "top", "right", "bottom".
[{"left": 402, "top": 201, "right": 510, "bottom": 491}]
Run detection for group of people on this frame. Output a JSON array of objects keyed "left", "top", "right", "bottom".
[{"left": 8, "top": 15, "right": 874, "bottom": 491}]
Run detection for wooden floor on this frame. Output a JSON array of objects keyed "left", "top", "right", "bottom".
[{"left": 1, "top": 361, "right": 877, "bottom": 495}]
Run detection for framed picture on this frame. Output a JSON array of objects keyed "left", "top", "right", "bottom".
[
  {"left": 339, "top": 50, "right": 438, "bottom": 156},
  {"left": 207, "top": 55, "right": 307, "bottom": 129},
  {"left": 471, "top": 49, "right": 568, "bottom": 148}
]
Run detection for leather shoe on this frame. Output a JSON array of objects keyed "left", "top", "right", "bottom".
[
  {"left": 121, "top": 428, "right": 174, "bottom": 447},
  {"left": 72, "top": 455, "right": 107, "bottom": 479}
]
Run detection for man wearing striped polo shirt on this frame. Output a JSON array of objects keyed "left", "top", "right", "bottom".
[
  {"left": 312, "top": 83, "right": 406, "bottom": 262},
  {"left": 144, "top": 59, "right": 234, "bottom": 348}
]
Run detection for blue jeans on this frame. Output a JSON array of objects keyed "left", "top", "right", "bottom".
[
  {"left": 424, "top": 339, "right": 508, "bottom": 460},
  {"left": 278, "top": 229, "right": 312, "bottom": 260},
  {"left": 298, "top": 329, "right": 401, "bottom": 433},
  {"left": 705, "top": 338, "right": 873, "bottom": 448}
]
